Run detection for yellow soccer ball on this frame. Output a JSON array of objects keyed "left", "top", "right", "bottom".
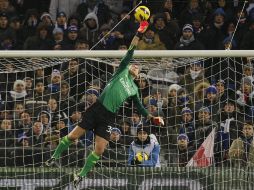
[
  {"left": 135, "top": 152, "right": 149, "bottom": 162},
  {"left": 134, "top": 6, "right": 150, "bottom": 22}
]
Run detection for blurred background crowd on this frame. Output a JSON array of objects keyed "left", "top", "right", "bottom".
[{"left": 0, "top": 0, "right": 254, "bottom": 168}]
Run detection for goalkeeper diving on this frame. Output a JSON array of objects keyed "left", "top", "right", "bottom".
[{"left": 45, "top": 20, "right": 163, "bottom": 188}]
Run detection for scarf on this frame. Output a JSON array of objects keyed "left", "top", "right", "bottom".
[
  {"left": 10, "top": 91, "right": 27, "bottom": 100},
  {"left": 179, "top": 35, "right": 195, "bottom": 47},
  {"left": 190, "top": 69, "right": 201, "bottom": 79}
]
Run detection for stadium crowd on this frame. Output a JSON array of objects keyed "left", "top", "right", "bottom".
[{"left": 0, "top": 0, "right": 254, "bottom": 168}]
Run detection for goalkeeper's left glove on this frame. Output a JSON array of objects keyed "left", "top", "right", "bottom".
[{"left": 138, "top": 20, "right": 149, "bottom": 33}]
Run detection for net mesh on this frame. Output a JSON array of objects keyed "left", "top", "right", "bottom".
[{"left": 0, "top": 55, "right": 254, "bottom": 189}]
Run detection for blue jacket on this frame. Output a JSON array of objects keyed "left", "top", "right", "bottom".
[{"left": 128, "top": 136, "right": 160, "bottom": 167}]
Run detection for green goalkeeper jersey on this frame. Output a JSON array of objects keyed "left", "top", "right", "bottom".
[{"left": 98, "top": 46, "right": 148, "bottom": 117}]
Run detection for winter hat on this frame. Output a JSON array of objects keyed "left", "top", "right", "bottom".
[
  {"left": 181, "top": 107, "right": 192, "bottom": 114},
  {"left": 241, "top": 77, "right": 252, "bottom": 86},
  {"left": 13, "top": 80, "right": 26, "bottom": 90},
  {"left": 217, "top": 79, "right": 225, "bottom": 84},
  {"left": 111, "top": 128, "right": 122, "bottom": 136},
  {"left": 168, "top": 84, "right": 182, "bottom": 93},
  {"left": 206, "top": 86, "right": 217, "bottom": 94},
  {"left": 51, "top": 69, "right": 61, "bottom": 78},
  {"left": 40, "top": 12, "right": 52, "bottom": 20},
  {"left": 57, "top": 11, "right": 66, "bottom": 18},
  {"left": 68, "top": 25, "right": 78, "bottom": 32},
  {"left": 177, "top": 133, "right": 189, "bottom": 142},
  {"left": 86, "top": 88, "right": 99, "bottom": 97},
  {"left": 153, "top": 13, "right": 167, "bottom": 24},
  {"left": 214, "top": 8, "right": 226, "bottom": 17},
  {"left": 182, "top": 24, "right": 193, "bottom": 32},
  {"left": 149, "top": 98, "right": 157, "bottom": 106},
  {"left": 191, "top": 60, "right": 203, "bottom": 66},
  {"left": 199, "top": 106, "right": 210, "bottom": 113},
  {"left": 53, "top": 27, "right": 63, "bottom": 34}
]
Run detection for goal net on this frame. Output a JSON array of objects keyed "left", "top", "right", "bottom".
[{"left": 0, "top": 50, "right": 254, "bottom": 190}]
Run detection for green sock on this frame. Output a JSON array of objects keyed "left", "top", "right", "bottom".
[
  {"left": 78, "top": 151, "right": 100, "bottom": 177},
  {"left": 52, "top": 136, "right": 72, "bottom": 159}
]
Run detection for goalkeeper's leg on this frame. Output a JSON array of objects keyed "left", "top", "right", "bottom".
[
  {"left": 45, "top": 126, "right": 86, "bottom": 166},
  {"left": 73, "top": 135, "right": 108, "bottom": 188}
]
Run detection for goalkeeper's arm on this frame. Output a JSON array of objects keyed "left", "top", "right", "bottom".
[{"left": 117, "top": 21, "right": 149, "bottom": 71}]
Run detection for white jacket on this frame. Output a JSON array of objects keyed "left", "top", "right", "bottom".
[{"left": 49, "top": 0, "right": 81, "bottom": 21}]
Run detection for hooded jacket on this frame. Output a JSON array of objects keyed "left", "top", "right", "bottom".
[{"left": 79, "top": 12, "right": 100, "bottom": 46}]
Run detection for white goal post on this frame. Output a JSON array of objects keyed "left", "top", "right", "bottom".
[{"left": 0, "top": 50, "right": 253, "bottom": 58}]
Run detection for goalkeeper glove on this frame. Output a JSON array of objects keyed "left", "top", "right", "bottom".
[{"left": 136, "top": 21, "right": 149, "bottom": 38}]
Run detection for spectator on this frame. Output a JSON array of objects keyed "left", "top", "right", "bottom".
[
  {"left": 47, "top": 69, "right": 62, "bottom": 94},
  {"left": 58, "top": 80, "right": 76, "bottom": 115},
  {"left": 135, "top": 73, "right": 151, "bottom": 102},
  {"left": 75, "top": 39, "right": 89, "bottom": 50},
  {"left": 160, "top": 0, "right": 178, "bottom": 21},
  {"left": 96, "top": 24, "right": 123, "bottom": 50},
  {"left": 109, "top": 127, "right": 122, "bottom": 149},
  {"left": 194, "top": 106, "right": 218, "bottom": 150},
  {"left": 25, "top": 79, "right": 49, "bottom": 117},
  {"left": 128, "top": 127, "right": 160, "bottom": 167},
  {"left": 213, "top": 0, "right": 234, "bottom": 22},
  {"left": 51, "top": 27, "right": 65, "bottom": 50},
  {"left": 26, "top": 121, "right": 45, "bottom": 147},
  {"left": 9, "top": 16, "right": 25, "bottom": 49},
  {"left": 201, "top": 85, "right": 220, "bottom": 117},
  {"left": 80, "top": 88, "right": 99, "bottom": 110},
  {"left": 179, "top": 60, "right": 209, "bottom": 98},
  {"left": 16, "top": 111, "right": 33, "bottom": 137},
  {"left": 215, "top": 100, "right": 243, "bottom": 165},
  {"left": 79, "top": 12, "right": 100, "bottom": 47},
  {"left": 37, "top": 110, "right": 51, "bottom": 133},
  {"left": 177, "top": 133, "right": 195, "bottom": 166},
  {"left": 49, "top": 0, "right": 80, "bottom": 21},
  {"left": 23, "top": 23, "right": 51, "bottom": 50},
  {"left": 13, "top": 103, "right": 24, "bottom": 122},
  {"left": 243, "top": 63, "right": 254, "bottom": 83},
  {"left": 46, "top": 97, "right": 68, "bottom": 128},
  {"left": 23, "top": 77, "right": 33, "bottom": 97},
  {"left": 201, "top": 8, "right": 227, "bottom": 50},
  {"left": 236, "top": 77, "right": 253, "bottom": 119},
  {"left": 22, "top": 9, "right": 39, "bottom": 39},
  {"left": 9, "top": 79, "right": 28, "bottom": 106},
  {"left": 130, "top": 110, "right": 142, "bottom": 136},
  {"left": 240, "top": 20, "right": 254, "bottom": 50},
  {"left": 193, "top": 81, "right": 210, "bottom": 105},
  {"left": 118, "top": 118, "right": 133, "bottom": 147},
  {"left": 175, "top": 24, "right": 204, "bottom": 50},
  {"left": 0, "top": 0, "right": 16, "bottom": 17},
  {"left": 229, "top": 121, "right": 254, "bottom": 166},
  {"left": 17, "top": 133, "right": 29, "bottom": 147},
  {"left": 68, "top": 110, "right": 82, "bottom": 132},
  {"left": 39, "top": 12, "right": 54, "bottom": 29},
  {"left": 179, "top": 0, "right": 204, "bottom": 27},
  {"left": 191, "top": 14, "right": 205, "bottom": 41},
  {"left": 76, "top": 0, "right": 111, "bottom": 26},
  {"left": 54, "top": 11, "right": 68, "bottom": 32},
  {"left": 0, "top": 12, "right": 16, "bottom": 45},
  {"left": 177, "top": 107, "right": 195, "bottom": 148},
  {"left": 152, "top": 13, "right": 177, "bottom": 49},
  {"left": 62, "top": 25, "right": 79, "bottom": 50},
  {"left": 0, "top": 119, "right": 14, "bottom": 147},
  {"left": 113, "top": 8, "right": 137, "bottom": 46},
  {"left": 62, "top": 58, "right": 86, "bottom": 100},
  {"left": 137, "top": 27, "right": 166, "bottom": 50}
]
